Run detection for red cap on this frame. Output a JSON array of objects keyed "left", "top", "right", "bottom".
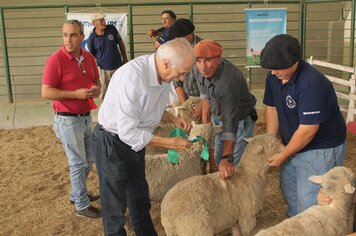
[{"left": 194, "top": 40, "right": 223, "bottom": 59}]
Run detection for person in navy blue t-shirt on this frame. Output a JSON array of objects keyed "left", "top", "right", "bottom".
[
  {"left": 147, "top": 10, "right": 176, "bottom": 50},
  {"left": 260, "top": 34, "right": 346, "bottom": 217},
  {"left": 87, "top": 13, "right": 128, "bottom": 100}
]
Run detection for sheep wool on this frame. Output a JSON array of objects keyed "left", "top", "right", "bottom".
[
  {"left": 161, "top": 133, "right": 285, "bottom": 236},
  {"left": 144, "top": 122, "right": 205, "bottom": 201},
  {"left": 255, "top": 166, "right": 355, "bottom": 236}
]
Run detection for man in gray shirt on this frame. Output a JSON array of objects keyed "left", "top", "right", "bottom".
[{"left": 194, "top": 39, "right": 257, "bottom": 179}]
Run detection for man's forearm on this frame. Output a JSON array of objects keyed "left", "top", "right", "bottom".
[
  {"left": 175, "top": 87, "right": 187, "bottom": 105},
  {"left": 42, "top": 85, "right": 76, "bottom": 100},
  {"left": 280, "top": 124, "right": 319, "bottom": 160},
  {"left": 265, "top": 106, "right": 279, "bottom": 134},
  {"left": 201, "top": 99, "right": 210, "bottom": 124}
]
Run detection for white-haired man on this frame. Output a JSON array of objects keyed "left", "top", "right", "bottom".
[{"left": 92, "top": 38, "right": 195, "bottom": 236}]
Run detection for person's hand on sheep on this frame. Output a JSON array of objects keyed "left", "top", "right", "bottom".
[
  {"left": 219, "top": 159, "right": 234, "bottom": 179},
  {"left": 317, "top": 187, "right": 333, "bottom": 206},
  {"left": 267, "top": 152, "right": 288, "bottom": 167},
  {"left": 171, "top": 136, "right": 193, "bottom": 152},
  {"left": 192, "top": 101, "right": 203, "bottom": 121},
  {"left": 172, "top": 116, "right": 191, "bottom": 132}
]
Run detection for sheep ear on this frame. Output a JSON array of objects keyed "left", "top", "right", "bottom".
[
  {"left": 308, "top": 175, "right": 322, "bottom": 184},
  {"left": 344, "top": 183, "right": 356, "bottom": 194},
  {"left": 174, "top": 106, "right": 182, "bottom": 116},
  {"left": 243, "top": 137, "right": 253, "bottom": 143},
  {"left": 251, "top": 145, "right": 263, "bottom": 155},
  {"left": 191, "top": 121, "right": 197, "bottom": 127}
]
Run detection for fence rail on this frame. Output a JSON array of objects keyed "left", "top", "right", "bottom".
[
  {"left": 308, "top": 56, "right": 356, "bottom": 122},
  {"left": 0, "top": 0, "right": 356, "bottom": 103}
]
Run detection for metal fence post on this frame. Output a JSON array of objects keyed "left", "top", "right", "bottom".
[
  {"left": 350, "top": 0, "right": 355, "bottom": 67},
  {"left": 0, "top": 8, "right": 13, "bottom": 103},
  {"left": 128, "top": 4, "right": 134, "bottom": 60}
]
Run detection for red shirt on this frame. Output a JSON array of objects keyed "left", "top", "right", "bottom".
[{"left": 42, "top": 46, "right": 99, "bottom": 113}]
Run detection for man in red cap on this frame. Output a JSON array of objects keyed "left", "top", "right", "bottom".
[
  {"left": 260, "top": 34, "right": 346, "bottom": 217},
  {"left": 194, "top": 39, "right": 257, "bottom": 179}
]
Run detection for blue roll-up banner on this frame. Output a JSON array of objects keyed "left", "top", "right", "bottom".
[
  {"left": 245, "top": 8, "right": 286, "bottom": 67},
  {"left": 66, "top": 13, "right": 128, "bottom": 51}
]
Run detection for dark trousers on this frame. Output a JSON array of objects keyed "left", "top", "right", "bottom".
[{"left": 92, "top": 124, "right": 157, "bottom": 236}]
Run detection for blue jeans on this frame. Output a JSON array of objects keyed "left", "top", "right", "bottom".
[
  {"left": 92, "top": 125, "right": 157, "bottom": 236},
  {"left": 213, "top": 115, "right": 256, "bottom": 167},
  {"left": 280, "top": 142, "right": 346, "bottom": 217},
  {"left": 53, "top": 115, "right": 94, "bottom": 210}
]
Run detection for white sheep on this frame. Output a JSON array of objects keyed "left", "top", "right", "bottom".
[
  {"left": 255, "top": 166, "right": 355, "bottom": 236},
  {"left": 145, "top": 141, "right": 204, "bottom": 201},
  {"left": 190, "top": 122, "right": 212, "bottom": 140},
  {"left": 171, "top": 97, "right": 201, "bottom": 125},
  {"left": 145, "top": 121, "right": 213, "bottom": 201},
  {"left": 160, "top": 133, "right": 285, "bottom": 236}
]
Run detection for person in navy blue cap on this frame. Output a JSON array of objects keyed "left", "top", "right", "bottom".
[{"left": 261, "top": 34, "right": 346, "bottom": 217}]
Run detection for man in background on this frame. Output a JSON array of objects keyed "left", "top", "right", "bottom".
[
  {"left": 42, "top": 19, "right": 101, "bottom": 218},
  {"left": 147, "top": 10, "right": 176, "bottom": 42},
  {"left": 168, "top": 18, "right": 202, "bottom": 106},
  {"left": 168, "top": 18, "right": 219, "bottom": 173},
  {"left": 87, "top": 13, "right": 128, "bottom": 100}
]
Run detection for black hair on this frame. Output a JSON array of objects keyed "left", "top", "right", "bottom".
[{"left": 161, "top": 10, "right": 177, "bottom": 19}]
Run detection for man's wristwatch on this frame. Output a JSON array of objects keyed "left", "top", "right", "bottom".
[{"left": 222, "top": 154, "right": 234, "bottom": 163}]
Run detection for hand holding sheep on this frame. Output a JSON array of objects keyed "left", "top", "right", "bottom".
[
  {"left": 172, "top": 116, "right": 191, "bottom": 132},
  {"left": 317, "top": 187, "right": 332, "bottom": 206},
  {"left": 171, "top": 136, "right": 192, "bottom": 152},
  {"left": 219, "top": 159, "right": 234, "bottom": 179},
  {"left": 267, "top": 152, "right": 289, "bottom": 167}
]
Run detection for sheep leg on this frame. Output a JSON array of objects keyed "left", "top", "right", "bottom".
[
  {"left": 231, "top": 224, "right": 241, "bottom": 236},
  {"left": 238, "top": 216, "right": 256, "bottom": 236}
]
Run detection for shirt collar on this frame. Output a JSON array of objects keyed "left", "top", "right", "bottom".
[
  {"left": 60, "top": 45, "right": 82, "bottom": 61},
  {"left": 148, "top": 53, "right": 164, "bottom": 87}
]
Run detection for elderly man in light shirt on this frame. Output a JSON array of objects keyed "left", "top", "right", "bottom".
[{"left": 92, "top": 38, "right": 195, "bottom": 236}]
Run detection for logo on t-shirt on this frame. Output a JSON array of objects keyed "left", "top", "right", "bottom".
[
  {"left": 286, "top": 95, "right": 296, "bottom": 109},
  {"left": 108, "top": 34, "right": 114, "bottom": 40}
]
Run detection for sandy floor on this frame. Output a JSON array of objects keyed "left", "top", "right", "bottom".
[{"left": 1, "top": 110, "right": 356, "bottom": 235}]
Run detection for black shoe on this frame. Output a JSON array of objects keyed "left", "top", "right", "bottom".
[
  {"left": 70, "top": 194, "right": 100, "bottom": 204},
  {"left": 76, "top": 205, "right": 102, "bottom": 218}
]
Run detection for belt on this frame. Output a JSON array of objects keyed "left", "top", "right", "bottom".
[{"left": 56, "top": 112, "right": 90, "bottom": 117}]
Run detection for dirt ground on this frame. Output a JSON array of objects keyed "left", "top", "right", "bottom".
[{"left": 1, "top": 110, "right": 356, "bottom": 236}]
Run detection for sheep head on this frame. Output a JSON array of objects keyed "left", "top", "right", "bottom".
[
  {"left": 308, "top": 166, "right": 356, "bottom": 205},
  {"left": 242, "top": 133, "right": 284, "bottom": 157}
]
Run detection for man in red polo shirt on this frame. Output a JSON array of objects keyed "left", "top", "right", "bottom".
[{"left": 42, "top": 19, "right": 101, "bottom": 218}]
